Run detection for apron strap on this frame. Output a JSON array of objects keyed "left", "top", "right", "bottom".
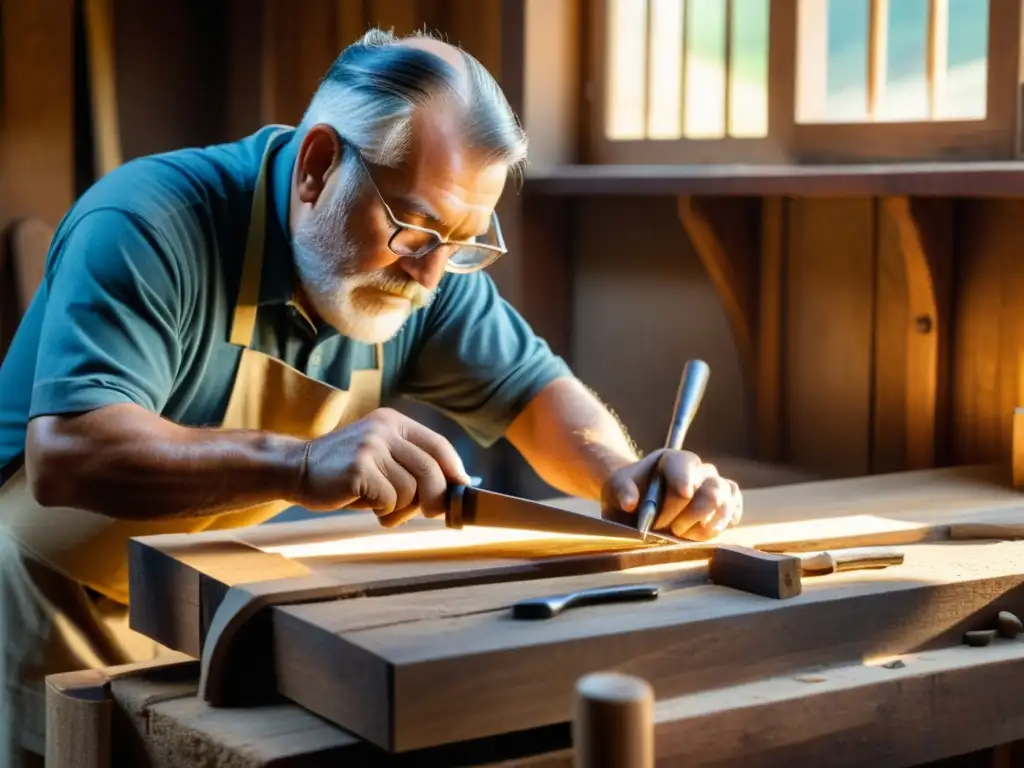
[{"left": 229, "top": 127, "right": 293, "bottom": 349}]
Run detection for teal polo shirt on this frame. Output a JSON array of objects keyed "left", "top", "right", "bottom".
[{"left": 0, "top": 125, "right": 571, "bottom": 481}]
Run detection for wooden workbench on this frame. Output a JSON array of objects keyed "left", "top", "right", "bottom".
[
  {"left": 47, "top": 643, "right": 1024, "bottom": 767},
  {"left": 46, "top": 463, "right": 1024, "bottom": 766}
]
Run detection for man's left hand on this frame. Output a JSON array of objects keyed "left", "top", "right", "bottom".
[{"left": 601, "top": 449, "right": 743, "bottom": 541}]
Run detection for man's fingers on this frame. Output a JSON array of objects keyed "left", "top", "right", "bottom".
[
  {"left": 387, "top": 438, "right": 449, "bottom": 518},
  {"left": 666, "top": 474, "right": 731, "bottom": 538},
  {"left": 727, "top": 480, "right": 743, "bottom": 527},
  {"left": 376, "top": 453, "right": 418, "bottom": 516},
  {"left": 397, "top": 418, "right": 471, "bottom": 484},
  {"left": 651, "top": 452, "right": 705, "bottom": 531}
]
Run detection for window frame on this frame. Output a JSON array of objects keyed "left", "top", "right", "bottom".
[{"left": 586, "top": 0, "right": 1022, "bottom": 165}]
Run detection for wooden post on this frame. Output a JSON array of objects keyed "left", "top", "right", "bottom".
[
  {"left": 573, "top": 672, "right": 654, "bottom": 768},
  {"left": 45, "top": 669, "right": 113, "bottom": 768}
]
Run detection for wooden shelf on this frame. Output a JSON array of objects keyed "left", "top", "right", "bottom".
[{"left": 523, "top": 162, "right": 1024, "bottom": 197}]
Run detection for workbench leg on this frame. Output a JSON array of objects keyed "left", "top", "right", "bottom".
[
  {"left": 572, "top": 672, "right": 654, "bottom": 768},
  {"left": 45, "top": 668, "right": 112, "bottom": 768}
]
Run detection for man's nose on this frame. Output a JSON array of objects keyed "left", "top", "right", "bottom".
[{"left": 399, "top": 247, "right": 450, "bottom": 291}]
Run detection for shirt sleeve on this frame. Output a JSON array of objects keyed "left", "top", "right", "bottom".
[
  {"left": 29, "top": 209, "right": 186, "bottom": 418},
  {"left": 398, "top": 271, "right": 573, "bottom": 447}
]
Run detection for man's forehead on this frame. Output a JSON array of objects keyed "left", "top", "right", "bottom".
[{"left": 381, "top": 104, "right": 507, "bottom": 228}]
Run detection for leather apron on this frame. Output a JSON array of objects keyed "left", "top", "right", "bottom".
[{"left": 0, "top": 127, "right": 384, "bottom": 762}]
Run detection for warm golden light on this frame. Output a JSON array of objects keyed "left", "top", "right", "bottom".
[{"left": 262, "top": 527, "right": 649, "bottom": 561}]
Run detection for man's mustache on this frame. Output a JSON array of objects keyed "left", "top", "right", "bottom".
[{"left": 365, "top": 272, "right": 434, "bottom": 309}]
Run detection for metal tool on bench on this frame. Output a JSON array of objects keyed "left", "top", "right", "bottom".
[
  {"left": 709, "top": 544, "right": 906, "bottom": 599},
  {"left": 636, "top": 359, "right": 711, "bottom": 541},
  {"left": 511, "top": 583, "right": 661, "bottom": 619}
]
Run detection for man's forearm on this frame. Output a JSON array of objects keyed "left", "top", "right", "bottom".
[
  {"left": 26, "top": 403, "right": 308, "bottom": 521},
  {"left": 505, "top": 376, "right": 640, "bottom": 499}
]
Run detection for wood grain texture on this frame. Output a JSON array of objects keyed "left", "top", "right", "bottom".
[
  {"left": 56, "top": 635, "right": 1024, "bottom": 767},
  {"left": 757, "top": 197, "right": 787, "bottom": 462},
  {"left": 951, "top": 200, "right": 1024, "bottom": 466},
  {"left": 875, "top": 197, "right": 953, "bottom": 472},
  {"left": 129, "top": 465, "right": 1024, "bottom": 752},
  {"left": 677, "top": 196, "right": 760, "bottom": 389},
  {"left": 271, "top": 541, "right": 1024, "bottom": 751},
  {"left": 784, "top": 198, "right": 875, "bottom": 477}
]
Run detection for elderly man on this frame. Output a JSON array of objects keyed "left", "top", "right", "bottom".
[{"left": 0, "top": 29, "right": 741, "bottom": 763}]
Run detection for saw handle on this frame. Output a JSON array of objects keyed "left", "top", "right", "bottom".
[{"left": 511, "top": 584, "right": 660, "bottom": 620}]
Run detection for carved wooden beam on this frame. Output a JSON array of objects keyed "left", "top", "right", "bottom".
[
  {"left": 879, "top": 196, "right": 952, "bottom": 470},
  {"left": 677, "top": 195, "right": 771, "bottom": 452},
  {"left": 676, "top": 196, "right": 759, "bottom": 383}
]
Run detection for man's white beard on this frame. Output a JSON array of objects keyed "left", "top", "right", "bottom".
[{"left": 291, "top": 187, "right": 435, "bottom": 345}]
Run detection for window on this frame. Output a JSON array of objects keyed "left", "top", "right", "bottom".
[
  {"left": 591, "top": 0, "right": 1014, "bottom": 164},
  {"left": 796, "top": 0, "right": 989, "bottom": 124},
  {"left": 604, "top": 0, "right": 770, "bottom": 141}
]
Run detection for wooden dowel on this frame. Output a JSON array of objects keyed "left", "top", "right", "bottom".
[{"left": 573, "top": 672, "right": 654, "bottom": 768}]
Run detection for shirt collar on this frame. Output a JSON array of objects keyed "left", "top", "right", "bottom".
[{"left": 258, "top": 127, "right": 301, "bottom": 307}]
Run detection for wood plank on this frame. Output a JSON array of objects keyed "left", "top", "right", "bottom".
[
  {"left": 784, "top": 198, "right": 875, "bottom": 477},
  {"left": 95, "top": 639, "right": 1024, "bottom": 767},
  {"left": 111, "top": 662, "right": 570, "bottom": 767},
  {"left": 524, "top": 163, "right": 1024, "bottom": 198},
  {"left": 129, "top": 465, "right": 1024, "bottom": 752},
  {"left": 874, "top": 197, "right": 954, "bottom": 472},
  {"left": 951, "top": 200, "right": 1019, "bottom": 465},
  {"left": 651, "top": 640, "right": 1024, "bottom": 767},
  {"left": 757, "top": 197, "right": 786, "bottom": 462},
  {"left": 272, "top": 540, "right": 1024, "bottom": 751}
]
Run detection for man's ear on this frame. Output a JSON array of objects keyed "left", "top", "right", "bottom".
[{"left": 295, "top": 125, "right": 343, "bottom": 205}]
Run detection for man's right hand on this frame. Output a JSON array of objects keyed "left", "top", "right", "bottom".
[{"left": 298, "top": 408, "right": 472, "bottom": 527}]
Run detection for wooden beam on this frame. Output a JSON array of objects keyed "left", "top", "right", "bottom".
[
  {"left": 653, "top": 640, "right": 1024, "bottom": 766},
  {"left": 878, "top": 197, "right": 952, "bottom": 470},
  {"left": 676, "top": 196, "right": 760, "bottom": 390},
  {"left": 272, "top": 541, "right": 1024, "bottom": 751},
  {"left": 525, "top": 162, "right": 1024, "bottom": 198},
  {"left": 83, "top": 0, "right": 122, "bottom": 176},
  {"left": 1013, "top": 408, "right": 1024, "bottom": 488},
  {"left": 93, "top": 639, "right": 1024, "bottom": 766},
  {"left": 45, "top": 669, "right": 112, "bottom": 768},
  {"left": 758, "top": 197, "right": 786, "bottom": 461}
]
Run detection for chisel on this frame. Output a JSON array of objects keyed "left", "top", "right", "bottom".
[{"left": 636, "top": 359, "right": 710, "bottom": 541}]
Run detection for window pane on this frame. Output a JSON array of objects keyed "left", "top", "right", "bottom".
[
  {"left": 879, "top": 0, "right": 929, "bottom": 120},
  {"left": 729, "top": 0, "right": 769, "bottom": 137},
  {"left": 647, "top": 0, "right": 685, "bottom": 138},
  {"left": 684, "top": 0, "right": 727, "bottom": 137},
  {"left": 826, "top": 0, "right": 870, "bottom": 122},
  {"left": 605, "top": 0, "right": 649, "bottom": 140},
  {"left": 941, "top": 0, "right": 987, "bottom": 119}
]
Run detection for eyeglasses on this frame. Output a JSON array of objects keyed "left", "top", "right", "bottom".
[{"left": 345, "top": 139, "right": 508, "bottom": 274}]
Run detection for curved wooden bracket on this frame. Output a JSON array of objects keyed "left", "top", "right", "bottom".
[
  {"left": 880, "top": 196, "right": 950, "bottom": 470},
  {"left": 677, "top": 196, "right": 759, "bottom": 381}
]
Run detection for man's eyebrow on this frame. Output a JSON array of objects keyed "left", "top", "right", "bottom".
[{"left": 391, "top": 195, "right": 446, "bottom": 227}]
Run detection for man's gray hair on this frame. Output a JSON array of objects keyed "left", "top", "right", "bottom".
[{"left": 299, "top": 28, "right": 528, "bottom": 179}]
